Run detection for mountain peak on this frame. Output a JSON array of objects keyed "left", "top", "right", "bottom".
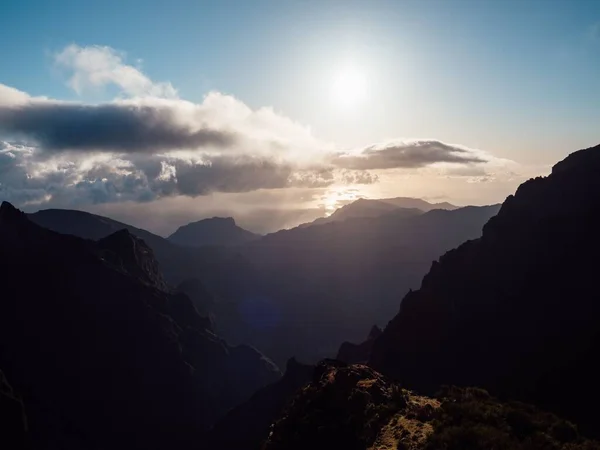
[
  {"left": 168, "top": 216, "right": 259, "bottom": 248},
  {"left": 98, "top": 229, "right": 167, "bottom": 290},
  {"left": 0, "top": 201, "right": 25, "bottom": 223},
  {"left": 551, "top": 143, "right": 600, "bottom": 175}
]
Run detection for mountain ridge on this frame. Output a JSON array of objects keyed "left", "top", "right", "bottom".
[
  {"left": 0, "top": 201, "right": 280, "bottom": 449},
  {"left": 368, "top": 143, "right": 600, "bottom": 433}
]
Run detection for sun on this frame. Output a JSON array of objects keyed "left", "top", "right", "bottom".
[{"left": 330, "top": 67, "right": 368, "bottom": 108}]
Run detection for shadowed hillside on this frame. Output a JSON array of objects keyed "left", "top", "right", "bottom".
[
  {"left": 0, "top": 202, "right": 279, "bottom": 449},
  {"left": 240, "top": 204, "right": 500, "bottom": 364},
  {"left": 29, "top": 201, "right": 499, "bottom": 366},
  {"left": 369, "top": 144, "right": 600, "bottom": 434}
]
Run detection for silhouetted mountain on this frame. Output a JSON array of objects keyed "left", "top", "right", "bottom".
[
  {"left": 308, "top": 200, "right": 421, "bottom": 227},
  {"left": 369, "top": 144, "right": 600, "bottom": 434},
  {"left": 205, "top": 358, "right": 314, "bottom": 450},
  {"left": 303, "top": 196, "right": 456, "bottom": 228},
  {"left": 29, "top": 203, "right": 499, "bottom": 367},
  {"left": 168, "top": 217, "right": 259, "bottom": 247},
  {"left": 240, "top": 204, "right": 500, "bottom": 364},
  {"left": 379, "top": 196, "right": 458, "bottom": 211},
  {"left": 336, "top": 325, "right": 382, "bottom": 364},
  {"left": 0, "top": 202, "right": 279, "bottom": 449},
  {"left": 262, "top": 360, "right": 598, "bottom": 450},
  {"left": 29, "top": 208, "right": 264, "bottom": 337}
]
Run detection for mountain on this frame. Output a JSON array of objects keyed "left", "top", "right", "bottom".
[
  {"left": 29, "top": 208, "right": 264, "bottom": 338},
  {"left": 262, "top": 360, "right": 598, "bottom": 450},
  {"left": 240, "top": 204, "right": 500, "bottom": 365},
  {"left": 29, "top": 208, "right": 258, "bottom": 284},
  {"left": 308, "top": 200, "right": 422, "bottom": 227},
  {"left": 0, "top": 202, "right": 280, "bottom": 449},
  {"left": 368, "top": 144, "right": 600, "bottom": 434},
  {"left": 379, "top": 196, "right": 458, "bottom": 211},
  {"left": 29, "top": 203, "right": 499, "bottom": 367},
  {"left": 168, "top": 217, "right": 260, "bottom": 247},
  {"left": 304, "top": 196, "right": 456, "bottom": 228}
]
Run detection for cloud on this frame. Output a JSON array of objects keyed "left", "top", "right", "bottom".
[
  {"left": 331, "top": 140, "right": 488, "bottom": 170},
  {"left": 0, "top": 138, "right": 376, "bottom": 209},
  {"left": 55, "top": 44, "right": 177, "bottom": 98},
  {"left": 0, "top": 101, "right": 235, "bottom": 153},
  {"left": 0, "top": 84, "right": 32, "bottom": 106},
  {"left": 0, "top": 43, "right": 516, "bottom": 214}
]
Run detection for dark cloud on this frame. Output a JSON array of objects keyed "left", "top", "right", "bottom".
[
  {"left": 0, "top": 102, "right": 234, "bottom": 153},
  {"left": 332, "top": 140, "right": 487, "bottom": 170},
  {"left": 0, "top": 142, "right": 376, "bottom": 210}
]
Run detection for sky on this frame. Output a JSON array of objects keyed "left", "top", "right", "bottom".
[{"left": 0, "top": 0, "right": 599, "bottom": 234}]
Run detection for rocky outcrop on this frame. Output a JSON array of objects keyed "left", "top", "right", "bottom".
[
  {"left": 369, "top": 144, "right": 600, "bottom": 434},
  {"left": 0, "top": 202, "right": 279, "bottom": 450},
  {"left": 264, "top": 361, "right": 598, "bottom": 450},
  {"left": 336, "top": 325, "right": 382, "bottom": 364}
]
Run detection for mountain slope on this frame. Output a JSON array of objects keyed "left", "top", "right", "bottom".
[
  {"left": 168, "top": 217, "right": 259, "bottom": 247},
  {"left": 28, "top": 203, "right": 500, "bottom": 367},
  {"left": 369, "top": 144, "right": 600, "bottom": 433},
  {"left": 0, "top": 202, "right": 279, "bottom": 449},
  {"left": 240, "top": 204, "right": 500, "bottom": 364},
  {"left": 29, "top": 208, "right": 264, "bottom": 330}
]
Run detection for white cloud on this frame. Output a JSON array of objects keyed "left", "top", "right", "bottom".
[
  {"left": 55, "top": 44, "right": 178, "bottom": 98},
  {"left": 0, "top": 43, "right": 524, "bottom": 218}
]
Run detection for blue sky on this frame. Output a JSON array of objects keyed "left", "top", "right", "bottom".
[
  {"left": 1, "top": 0, "right": 599, "bottom": 232},
  {"left": 2, "top": 0, "right": 599, "bottom": 159}
]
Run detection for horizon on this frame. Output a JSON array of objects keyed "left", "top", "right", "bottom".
[
  {"left": 25, "top": 194, "right": 489, "bottom": 236},
  {"left": 1, "top": 0, "right": 599, "bottom": 233}
]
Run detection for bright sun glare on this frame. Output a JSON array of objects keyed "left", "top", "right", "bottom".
[{"left": 330, "top": 67, "right": 368, "bottom": 108}]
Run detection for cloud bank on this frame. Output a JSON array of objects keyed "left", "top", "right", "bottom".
[{"left": 0, "top": 44, "right": 511, "bottom": 216}]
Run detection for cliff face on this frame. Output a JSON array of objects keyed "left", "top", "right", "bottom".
[
  {"left": 369, "top": 144, "right": 600, "bottom": 432},
  {"left": 0, "top": 202, "right": 279, "bottom": 450}
]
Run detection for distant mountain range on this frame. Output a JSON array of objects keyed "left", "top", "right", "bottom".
[
  {"left": 29, "top": 198, "right": 499, "bottom": 367},
  {"left": 240, "top": 204, "right": 500, "bottom": 364},
  {"left": 5, "top": 144, "right": 600, "bottom": 449},
  {"left": 206, "top": 143, "right": 600, "bottom": 449},
  {"left": 303, "top": 197, "right": 457, "bottom": 227}
]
